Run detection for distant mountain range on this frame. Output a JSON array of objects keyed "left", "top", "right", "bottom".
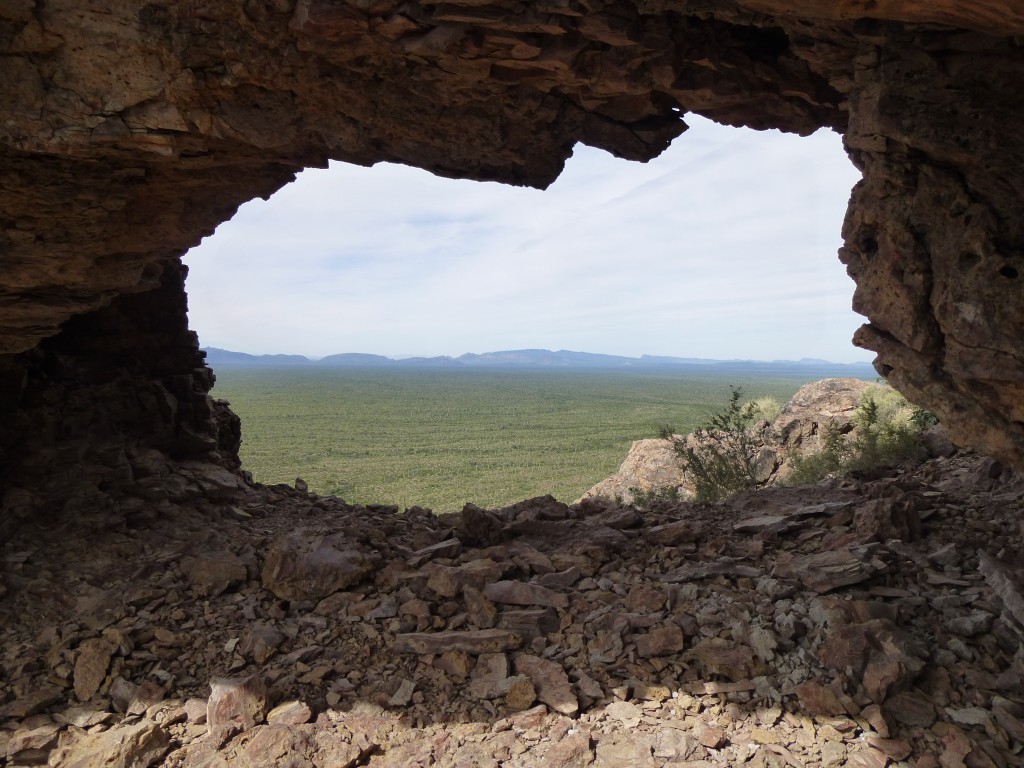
[{"left": 203, "top": 347, "right": 876, "bottom": 376}]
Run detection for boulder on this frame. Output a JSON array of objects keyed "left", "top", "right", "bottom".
[{"left": 261, "top": 532, "right": 379, "bottom": 601}]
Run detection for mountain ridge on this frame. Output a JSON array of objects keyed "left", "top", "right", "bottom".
[{"left": 202, "top": 346, "right": 876, "bottom": 374}]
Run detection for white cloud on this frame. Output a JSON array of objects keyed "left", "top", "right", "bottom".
[{"left": 183, "top": 114, "right": 867, "bottom": 361}]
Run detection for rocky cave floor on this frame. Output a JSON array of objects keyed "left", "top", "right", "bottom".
[{"left": 2, "top": 451, "right": 1024, "bottom": 767}]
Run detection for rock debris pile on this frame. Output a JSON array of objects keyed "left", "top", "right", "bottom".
[{"left": 2, "top": 451, "right": 1024, "bottom": 767}]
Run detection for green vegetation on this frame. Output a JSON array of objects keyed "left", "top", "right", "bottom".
[
  {"left": 211, "top": 367, "right": 815, "bottom": 510},
  {"left": 747, "top": 395, "right": 782, "bottom": 423},
  {"left": 626, "top": 485, "right": 683, "bottom": 510},
  {"left": 785, "top": 382, "right": 937, "bottom": 485},
  {"left": 661, "top": 386, "right": 766, "bottom": 504}
]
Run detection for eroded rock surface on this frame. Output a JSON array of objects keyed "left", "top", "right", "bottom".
[
  {"left": 582, "top": 377, "right": 874, "bottom": 503},
  {"left": 3, "top": 3, "right": 1024, "bottom": 533},
  {"left": 2, "top": 451, "right": 1023, "bottom": 766}
]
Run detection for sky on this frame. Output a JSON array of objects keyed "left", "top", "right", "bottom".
[{"left": 183, "top": 114, "right": 870, "bottom": 362}]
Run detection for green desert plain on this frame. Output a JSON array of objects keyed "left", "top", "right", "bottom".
[{"left": 209, "top": 365, "right": 874, "bottom": 511}]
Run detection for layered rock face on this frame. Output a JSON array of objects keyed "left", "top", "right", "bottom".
[
  {"left": 2, "top": 2, "right": 1024, "bottom": 528},
  {"left": 0, "top": 262, "right": 243, "bottom": 539}
]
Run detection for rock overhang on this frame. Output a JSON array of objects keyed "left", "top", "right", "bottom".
[{"left": 2, "top": 1, "right": 1024, "bottom": 531}]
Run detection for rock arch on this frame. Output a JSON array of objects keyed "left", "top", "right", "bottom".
[{"left": 2, "top": 2, "right": 1023, "bottom": 532}]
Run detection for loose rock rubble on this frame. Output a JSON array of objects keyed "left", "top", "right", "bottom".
[{"left": 2, "top": 450, "right": 1023, "bottom": 767}]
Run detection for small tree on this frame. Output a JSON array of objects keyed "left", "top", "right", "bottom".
[{"left": 664, "top": 386, "right": 762, "bottom": 503}]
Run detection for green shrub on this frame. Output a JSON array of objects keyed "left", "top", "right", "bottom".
[
  {"left": 628, "top": 485, "right": 682, "bottom": 509},
  {"left": 665, "top": 386, "right": 763, "bottom": 503},
  {"left": 785, "top": 383, "right": 935, "bottom": 485},
  {"left": 746, "top": 395, "right": 782, "bottom": 424},
  {"left": 784, "top": 422, "right": 848, "bottom": 485}
]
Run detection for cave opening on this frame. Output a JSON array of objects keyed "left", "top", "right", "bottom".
[
  {"left": 181, "top": 115, "right": 864, "bottom": 507},
  {"left": 5, "top": 7, "right": 1024, "bottom": 764}
]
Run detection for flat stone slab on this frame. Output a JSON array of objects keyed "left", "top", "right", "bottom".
[
  {"left": 483, "top": 580, "right": 568, "bottom": 608},
  {"left": 393, "top": 629, "right": 523, "bottom": 655}
]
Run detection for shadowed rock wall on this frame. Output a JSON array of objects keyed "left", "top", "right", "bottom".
[
  {"left": 0, "top": 262, "right": 242, "bottom": 538},
  {"left": 1, "top": 1, "right": 1023, "bottom": 532}
]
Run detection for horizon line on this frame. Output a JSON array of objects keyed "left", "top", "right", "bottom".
[{"left": 202, "top": 345, "right": 877, "bottom": 367}]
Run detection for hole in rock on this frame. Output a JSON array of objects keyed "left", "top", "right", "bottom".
[
  {"left": 959, "top": 252, "right": 981, "bottom": 271},
  {"left": 183, "top": 115, "right": 864, "bottom": 510},
  {"left": 737, "top": 24, "right": 790, "bottom": 62},
  {"left": 999, "top": 265, "right": 1018, "bottom": 279}
]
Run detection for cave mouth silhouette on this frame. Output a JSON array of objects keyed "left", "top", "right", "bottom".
[{"left": 180, "top": 116, "right": 865, "bottom": 501}]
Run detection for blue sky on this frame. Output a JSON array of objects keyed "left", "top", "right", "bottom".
[{"left": 183, "top": 114, "right": 870, "bottom": 362}]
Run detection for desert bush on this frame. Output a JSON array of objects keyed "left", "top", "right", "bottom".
[
  {"left": 628, "top": 485, "right": 682, "bottom": 509},
  {"left": 663, "top": 386, "right": 763, "bottom": 503},
  {"left": 784, "top": 422, "right": 848, "bottom": 485},
  {"left": 785, "top": 383, "right": 935, "bottom": 485},
  {"left": 746, "top": 395, "right": 782, "bottom": 424}
]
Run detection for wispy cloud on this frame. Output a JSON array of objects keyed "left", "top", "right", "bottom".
[{"left": 183, "top": 115, "right": 867, "bottom": 361}]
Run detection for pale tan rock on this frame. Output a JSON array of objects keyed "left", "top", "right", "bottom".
[
  {"left": 393, "top": 629, "right": 522, "bottom": 655},
  {"left": 579, "top": 438, "right": 688, "bottom": 504},
  {"left": 207, "top": 675, "right": 267, "bottom": 733},
  {"left": 594, "top": 738, "right": 658, "bottom": 767},
  {"left": 6, "top": 722, "right": 61, "bottom": 764},
  {"left": 821, "top": 740, "right": 847, "bottom": 768},
  {"left": 539, "top": 730, "right": 593, "bottom": 768},
  {"left": 652, "top": 729, "right": 692, "bottom": 761},
  {"left": 73, "top": 638, "right": 115, "bottom": 701},
  {"left": 47, "top": 720, "right": 169, "bottom": 768},
  {"left": 54, "top": 708, "right": 113, "bottom": 728},
  {"left": 261, "top": 532, "right": 378, "bottom": 601},
  {"left": 605, "top": 701, "right": 642, "bottom": 728},
  {"left": 238, "top": 725, "right": 361, "bottom": 768},
  {"left": 266, "top": 700, "right": 312, "bottom": 725},
  {"left": 698, "top": 725, "right": 727, "bottom": 749},
  {"left": 513, "top": 653, "right": 578, "bottom": 716},
  {"left": 126, "top": 682, "right": 166, "bottom": 716},
  {"left": 864, "top": 736, "right": 912, "bottom": 761},
  {"left": 184, "top": 698, "right": 208, "bottom": 724}
]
